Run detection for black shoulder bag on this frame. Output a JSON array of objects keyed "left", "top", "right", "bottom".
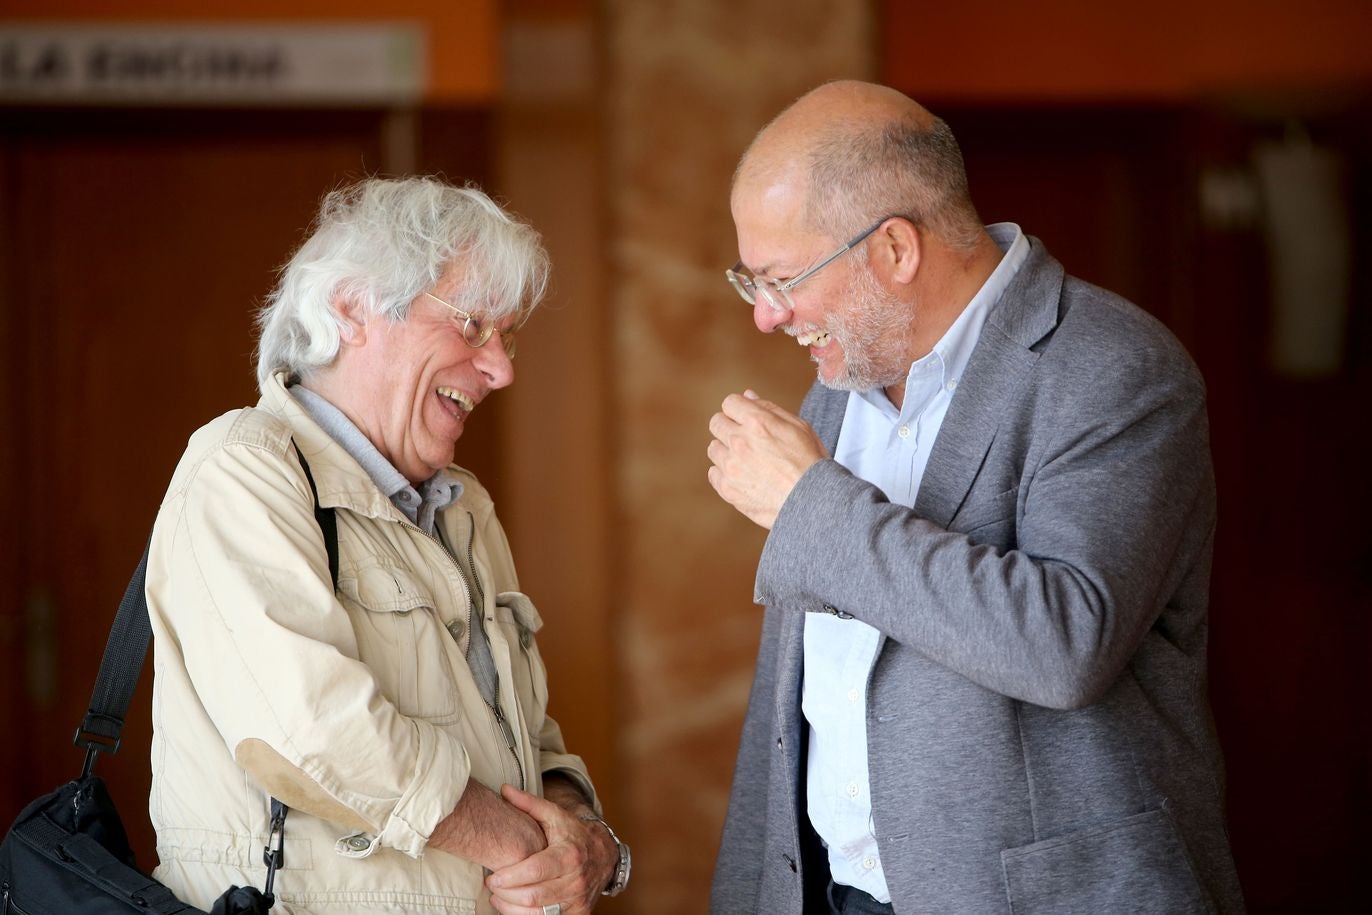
[{"left": 0, "top": 449, "right": 338, "bottom": 914}]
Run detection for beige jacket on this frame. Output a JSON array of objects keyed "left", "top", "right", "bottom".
[{"left": 146, "top": 374, "right": 595, "bottom": 914}]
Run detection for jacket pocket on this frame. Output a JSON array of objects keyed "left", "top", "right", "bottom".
[
  {"left": 951, "top": 486, "right": 1018, "bottom": 544},
  {"left": 493, "top": 591, "right": 550, "bottom": 738},
  {"left": 338, "top": 564, "right": 460, "bottom": 723},
  {"left": 1001, "top": 806, "right": 1210, "bottom": 915}
]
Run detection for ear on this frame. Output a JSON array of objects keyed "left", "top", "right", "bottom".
[
  {"left": 871, "top": 217, "right": 921, "bottom": 286},
  {"left": 332, "top": 295, "right": 368, "bottom": 347}
]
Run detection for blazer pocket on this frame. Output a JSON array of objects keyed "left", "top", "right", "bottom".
[
  {"left": 951, "top": 486, "right": 1018, "bottom": 539},
  {"left": 337, "top": 564, "right": 460, "bottom": 724},
  {"left": 1001, "top": 806, "right": 1210, "bottom": 915}
]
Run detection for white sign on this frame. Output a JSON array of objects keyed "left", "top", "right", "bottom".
[{"left": 0, "top": 24, "right": 426, "bottom": 106}]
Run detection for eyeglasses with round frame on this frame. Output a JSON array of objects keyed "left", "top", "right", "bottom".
[
  {"left": 422, "top": 291, "right": 518, "bottom": 359},
  {"left": 725, "top": 214, "right": 907, "bottom": 312}
]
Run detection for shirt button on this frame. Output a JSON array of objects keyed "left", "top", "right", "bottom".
[
  {"left": 863, "top": 857, "right": 876, "bottom": 870},
  {"left": 846, "top": 782, "right": 859, "bottom": 798},
  {"left": 847, "top": 688, "right": 859, "bottom": 703},
  {"left": 946, "top": 378, "right": 958, "bottom": 391},
  {"left": 897, "top": 425, "right": 910, "bottom": 439}
]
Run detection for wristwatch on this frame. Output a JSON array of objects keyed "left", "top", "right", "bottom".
[{"left": 579, "top": 813, "right": 631, "bottom": 896}]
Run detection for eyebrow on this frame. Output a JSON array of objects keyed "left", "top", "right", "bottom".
[{"left": 737, "top": 258, "right": 790, "bottom": 280}]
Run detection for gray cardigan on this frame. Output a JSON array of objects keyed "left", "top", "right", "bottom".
[{"left": 711, "top": 238, "right": 1244, "bottom": 914}]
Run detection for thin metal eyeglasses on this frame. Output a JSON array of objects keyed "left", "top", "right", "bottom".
[
  {"left": 725, "top": 215, "right": 905, "bottom": 312},
  {"left": 423, "top": 292, "right": 517, "bottom": 359}
]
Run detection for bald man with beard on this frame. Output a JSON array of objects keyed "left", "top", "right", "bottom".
[{"left": 707, "top": 82, "right": 1244, "bottom": 914}]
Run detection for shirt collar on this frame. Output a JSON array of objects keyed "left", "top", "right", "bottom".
[
  {"left": 288, "top": 384, "right": 462, "bottom": 528},
  {"left": 936, "top": 222, "right": 1028, "bottom": 388},
  {"left": 856, "top": 222, "right": 1029, "bottom": 419}
]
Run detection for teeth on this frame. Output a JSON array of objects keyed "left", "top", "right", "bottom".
[
  {"left": 437, "top": 386, "right": 475, "bottom": 412},
  {"left": 795, "top": 330, "right": 832, "bottom": 347}
]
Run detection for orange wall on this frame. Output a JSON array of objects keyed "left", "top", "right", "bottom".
[
  {"left": 884, "top": 0, "right": 1372, "bottom": 101},
  {"left": 11, "top": 1, "right": 1370, "bottom": 104},
  {"left": 0, "top": 0, "right": 498, "bottom": 102}
]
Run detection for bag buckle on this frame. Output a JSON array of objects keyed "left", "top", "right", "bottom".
[
  {"left": 262, "top": 799, "right": 288, "bottom": 904},
  {"left": 72, "top": 726, "right": 121, "bottom": 754},
  {"left": 73, "top": 714, "right": 124, "bottom": 778}
]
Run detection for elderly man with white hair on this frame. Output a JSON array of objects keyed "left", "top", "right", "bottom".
[{"left": 144, "top": 176, "right": 629, "bottom": 914}]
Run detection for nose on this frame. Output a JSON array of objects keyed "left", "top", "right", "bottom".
[
  {"left": 474, "top": 340, "right": 515, "bottom": 390},
  {"left": 753, "top": 297, "right": 791, "bottom": 334}
]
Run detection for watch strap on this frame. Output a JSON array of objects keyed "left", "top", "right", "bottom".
[{"left": 578, "top": 813, "right": 631, "bottom": 896}]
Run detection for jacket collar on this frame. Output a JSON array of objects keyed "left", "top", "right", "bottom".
[
  {"left": 258, "top": 372, "right": 405, "bottom": 521},
  {"left": 804, "top": 236, "right": 1063, "bottom": 528},
  {"left": 982, "top": 234, "right": 1062, "bottom": 351}
]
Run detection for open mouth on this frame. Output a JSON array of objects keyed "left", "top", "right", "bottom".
[
  {"left": 436, "top": 385, "right": 475, "bottom": 417},
  {"left": 793, "top": 329, "right": 832, "bottom": 348}
]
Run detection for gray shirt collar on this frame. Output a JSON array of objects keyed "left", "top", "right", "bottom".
[{"left": 289, "top": 384, "right": 462, "bottom": 533}]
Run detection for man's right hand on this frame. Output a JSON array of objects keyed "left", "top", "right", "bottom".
[
  {"left": 707, "top": 390, "right": 826, "bottom": 530},
  {"left": 427, "top": 778, "right": 548, "bottom": 871}
]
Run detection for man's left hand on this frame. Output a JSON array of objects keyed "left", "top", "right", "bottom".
[
  {"left": 707, "top": 390, "right": 826, "bottom": 529},
  {"left": 485, "top": 784, "right": 617, "bottom": 914}
]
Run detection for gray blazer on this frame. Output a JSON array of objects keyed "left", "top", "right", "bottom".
[{"left": 711, "top": 238, "right": 1244, "bottom": 914}]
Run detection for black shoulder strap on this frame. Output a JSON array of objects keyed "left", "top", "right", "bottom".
[
  {"left": 294, "top": 444, "right": 338, "bottom": 589},
  {"left": 76, "top": 441, "right": 340, "bottom": 777},
  {"left": 75, "top": 535, "right": 154, "bottom": 776}
]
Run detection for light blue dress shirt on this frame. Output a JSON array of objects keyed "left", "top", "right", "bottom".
[{"left": 802, "top": 223, "right": 1029, "bottom": 900}]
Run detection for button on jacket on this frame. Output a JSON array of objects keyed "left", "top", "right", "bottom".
[{"left": 146, "top": 373, "right": 595, "bottom": 913}]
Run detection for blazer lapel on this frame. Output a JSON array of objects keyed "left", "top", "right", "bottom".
[
  {"left": 915, "top": 331, "right": 1036, "bottom": 527},
  {"left": 916, "top": 238, "right": 1064, "bottom": 529},
  {"left": 799, "top": 383, "right": 848, "bottom": 456}
]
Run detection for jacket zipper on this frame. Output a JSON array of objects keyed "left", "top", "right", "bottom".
[
  {"left": 459, "top": 513, "right": 526, "bottom": 793},
  {"left": 399, "top": 512, "right": 526, "bottom": 792}
]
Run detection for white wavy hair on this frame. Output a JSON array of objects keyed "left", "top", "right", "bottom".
[{"left": 255, "top": 176, "right": 550, "bottom": 390}]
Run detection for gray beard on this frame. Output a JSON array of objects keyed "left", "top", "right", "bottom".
[{"left": 816, "top": 264, "right": 912, "bottom": 393}]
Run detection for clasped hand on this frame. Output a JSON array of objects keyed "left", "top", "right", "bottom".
[
  {"left": 485, "top": 785, "right": 617, "bottom": 914},
  {"left": 707, "top": 390, "right": 827, "bottom": 529}
]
